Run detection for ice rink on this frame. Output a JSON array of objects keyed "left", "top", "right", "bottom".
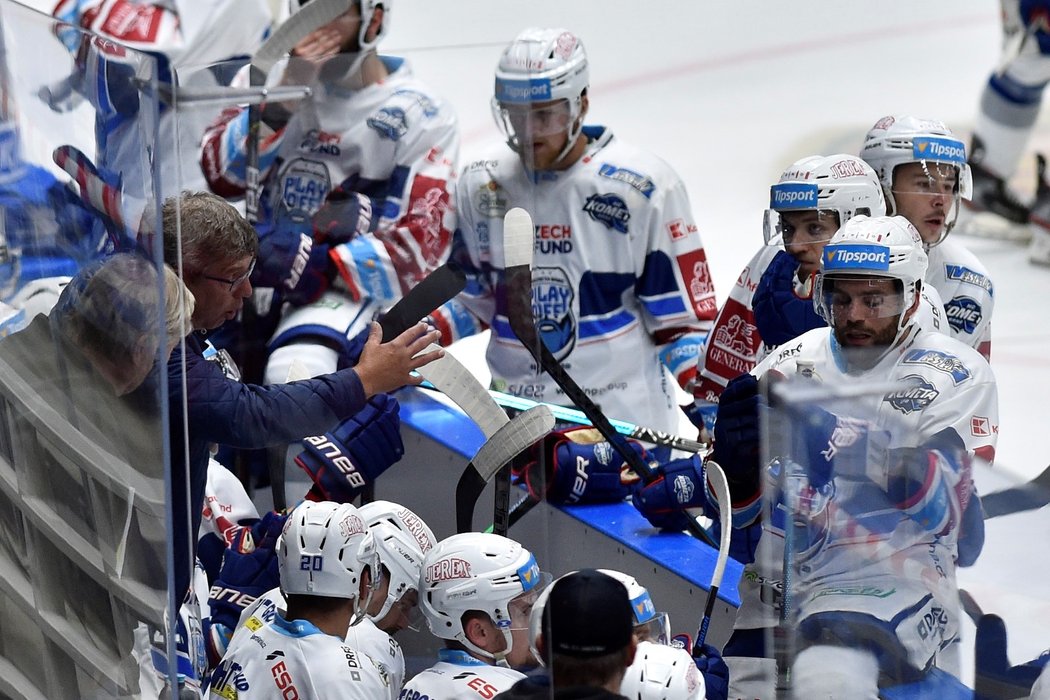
[{"left": 11, "top": 0, "right": 1049, "bottom": 685}]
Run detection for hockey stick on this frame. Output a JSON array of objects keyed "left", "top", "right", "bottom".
[
  {"left": 981, "top": 463, "right": 1050, "bottom": 519},
  {"left": 502, "top": 207, "right": 716, "bottom": 547},
  {"left": 267, "top": 358, "right": 313, "bottom": 510},
  {"left": 414, "top": 342, "right": 522, "bottom": 536},
  {"left": 473, "top": 386, "right": 707, "bottom": 453},
  {"left": 455, "top": 405, "right": 554, "bottom": 533},
  {"left": 379, "top": 262, "right": 466, "bottom": 342},
  {"left": 696, "top": 459, "right": 732, "bottom": 647}
]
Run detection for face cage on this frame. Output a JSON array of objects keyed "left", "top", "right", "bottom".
[{"left": 491, "top": 96, "right": 584, "bottom": 167}]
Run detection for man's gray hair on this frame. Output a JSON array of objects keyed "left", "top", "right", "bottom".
[{"left": 161, "top": 191, "right": 258, "bottom": 274}]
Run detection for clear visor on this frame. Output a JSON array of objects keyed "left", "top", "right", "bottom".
[
  {"left": 820, "top": 276, "right": 906, "bottom": 322},
  {"left": 763, "top": 208, "right": 842, "bottom": 246},
  {"left": 491, "top": 98, "right": 574, "bottom": 146},
  {"left": 890, "top": 160, "right": 973, "bottom": 244},
  {"left": 506, "top": 573, "right": 553, "bottom": 631},
  {"left": 633, "top": 611, "right": 672, "bottom": 645}
]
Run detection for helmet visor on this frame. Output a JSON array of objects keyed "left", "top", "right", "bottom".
[
  {"left": 763, "top": 208, "right": 841, "bottom": 247},
  {"left": 820, "top": 276, "right": 906, "bottom": 322},
  {"left": 492, "top": 98, "right": 573, "bottom": 145}
]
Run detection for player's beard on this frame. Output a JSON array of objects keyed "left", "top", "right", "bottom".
[{"left": 833, "top": 318, "right": 901, "bottom": 371}]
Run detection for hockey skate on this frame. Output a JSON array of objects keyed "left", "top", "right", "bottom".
[
  {"left": 957, "top": 136, "right": 1032, "bottom": 241},
  {"left": 1028, "top": 154, "right": 1050, "bottom": 266}
]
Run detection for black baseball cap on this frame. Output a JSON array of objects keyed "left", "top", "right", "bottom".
[{"left": 544, "top": 569, "right": 633, "bottom": 658}]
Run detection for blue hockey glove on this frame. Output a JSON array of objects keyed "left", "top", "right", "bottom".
[
  {"left": 206, "top": 511, "right": 286, "bottom": 666},
  {"left": 312, "top": 187, "right": 376, "bottom": 245},
  {"left": 521, "top": 427, "right": 643, "bottom": 505},
  {"left": 631, "top": 454, "right": 706, "bottom": 531},
  {"left": 254, "top": 211, "right": 332, "bottom": 306},
  {"left": 753, "top": 250, "right": 824, "bottom": 347},
  {"left": 693, "top": 641, "right": 729, "bottom": 700},
  {"left": 711, "top": 373, "right": 763, "bottom": 502},
  {"left": 974, "top": 613, "right": 1048, "bottom": 700},
  {"left": 336, "top": 324, "right": 373, "bottom": 371},
  {"left": 295, "top": 393, "right": 403, "bottom": 502}
]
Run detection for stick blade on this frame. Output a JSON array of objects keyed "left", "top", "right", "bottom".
[
  {"left": 380, "top": 262, "right": 466, "bottom": 342},
  {"left": 503, "top": 207, "right": 534, "bottom": 270}
]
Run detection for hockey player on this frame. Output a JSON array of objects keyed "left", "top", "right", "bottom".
[
  {"left": 961, "top": 0, "right": 1050, "bottom": 264},
  {"left": 496, "top": 568, "right": 637, "bottom": 700},
  {"left": 452, "top": 27, "right": 716, "bottom": 443},
  {"left": 526, "top": 569, "right": 728, "bottom": 700},
  {"left": 199, "top": 0, "right": 465, "bottom": 385},
  {"left": 403, "top": 532, "right": 547, "bottom": 698},
  {"left": 693, "top": 154, "right": 887, "bottom": 435},
  {"left": 208, "top": 500, "right": 392, "bottom": 699},
  {"left": 860, "top": 115, "right": 997, "bottom": 359}
]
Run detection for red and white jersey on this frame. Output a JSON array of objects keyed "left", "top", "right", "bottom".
[
  {"left": 201, "top": 57, "right": 459, "bottom": 304},
  {"left": 733, "top": 325, "right": 997, "bottom": 671},
  {"left": 453, "top": 126, "right": 716, "bottom": 435},
  {"left": 209, "top": 612, "right": 391, "bottom": 700},
  {"left": 236, "top": 587, "right": 404, "bottom": 699},
  {"left": 400, "top": 650, "right": 524, "bottom": 700},
  {"left": 926, "top": 237, "right": 995, "bottom": 359}
]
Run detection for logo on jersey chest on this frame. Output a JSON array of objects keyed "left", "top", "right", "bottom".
[
  {"left": 598, "top": 163, "right": 655, "bottom": 198},
  {"left": 535, "top": 223, "right": 573, "bottom": 254},
  {"left": 884, "top": 376, "right": 939, "bottom": 414},
  {"left": 945, "top": 264, "right": 992, "bottom": 292},
  {"left": 298, "top": 129, "right": 341, "bottom": 156},
  {"left": 531, "top": 267, "right": 576, "bottom": 362},
  {"left": 367, "top": 107, "right": 409, "bottom": 140},
  {"left": 902, "top": 348, "right": 971, "bottom": 385},
  {"left": 945, "top": 296, "right": 982, "bottom": 335},
  {"left": 279, "top": 159, "right": 331, "bottom": 214},
  {"left": 583, "top": 193, "right": 630, "bottom": 233},
  {"left": 474, "top": 181, "right": 506, "bottom": 217}
]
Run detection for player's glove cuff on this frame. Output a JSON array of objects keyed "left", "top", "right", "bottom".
[
  {"left": 295, "top": 393, "right": 403, "bottom": 502},
  {"left": 630, "top": 454, "right": 706, "bottom": 531}
]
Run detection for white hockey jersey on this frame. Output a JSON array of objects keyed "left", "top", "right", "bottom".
[
  {"left": 208, "top": 612, "right": 391, "bottom": 699},
  {"left": 453, "top": 126, "right": 716, "bottom": 435},
  {"left": 202, "top": 57, "right": 459, "bottom": 305},
  {"left": 399, "top": 650, "right": 525, "bottom": 700},
  {"left": 696, "top": 242, "right": 949, "bottom": 404},
  {"left": 235, "top": 587, "right": 405, "bottom": 700},
  {"left": 925, "top": 237, "right": 995, "bottom": 358},
  {"left": 732, "top": 325, "right": 997, "bottom": 673}
]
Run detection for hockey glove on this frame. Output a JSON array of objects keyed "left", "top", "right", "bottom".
[
  {"left": 752, "top": 250, "right": 824, "bottom": 347},
  {"left": 711, "top": 373, "right": 763, "bottom": 503},
  {"left": 693, "top": 642, "right": 729, "bottom": 700},
  {"left": 254, "top": 211, "right": 333, "bottom": 306},
  {"left": 312, "top": 186, "right": 376, "bottom": 245},
  {"left": 974, "top": 614, "right": 1048, "bottom": 700},
  {"left": 206, "top": 511, "right": 286, "bottom": 666},
  {"left": 295, "top": 393, "right": 403, "bottom": 502},
  {"left": 521, "top": 427, "right": 643, "bottom": 505},
  {"left": 631, "top": 454, "right": 706, "bottom": 531}
]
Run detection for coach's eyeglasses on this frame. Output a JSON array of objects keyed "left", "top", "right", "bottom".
[{"left": 202, "top": 256, "right": 256, "bottom": 292}]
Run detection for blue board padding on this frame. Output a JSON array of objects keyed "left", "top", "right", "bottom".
[{"left": 396, "top": 387, "right": 742, "bottom": 608}]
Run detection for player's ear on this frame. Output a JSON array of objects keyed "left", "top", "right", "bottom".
[
  {"left": 903, "top": 281, "right": 922, "bottom": 322},
  {"left": 463, "top": 615, "right": 491, "bottom": 648}
]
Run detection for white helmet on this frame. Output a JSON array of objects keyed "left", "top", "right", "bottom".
[
  {"left": 815, "top": 215, "right": 928, "bottom": 343},
  {"left": 356, "top": 501, "right": 435, "bottom": 623},
  {"left": 598, "top": 569, "right": 670, "bottom": 645},
  {"left": 492, "top": 27, "right": 589, "bottom": 163},
  {"left": 620, "top": 641, "right": 706, "bottom": 700},
  {"left": 764, "top": 154, "right": 886, "bottom": 244},
  {"left": 278, "top": 500, "right": 375, "bottom": 599},
  {"left": 420, "top": 533, "right": 545, "bottom": 663},
  {"left": 859, "top": 115, "right": 973, "bottom": 243},
  {"left": 283, "top": 0, "right": 390, "bottom": 54}
]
